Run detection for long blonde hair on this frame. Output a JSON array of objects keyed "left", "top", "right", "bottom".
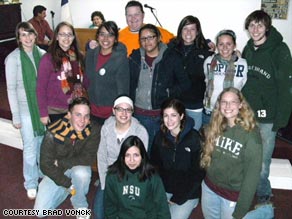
[{"left": 200, "top": 87, "right": 257, "bottom": 168}]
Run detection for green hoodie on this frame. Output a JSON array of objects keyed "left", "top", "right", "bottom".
[
  {"left": 242, "top": 26, "right": 292, "bottom": 131},
  {"left": 206, "top": 125, "right": 262, "bottom": 219},
  {"left": 104, "top": 170, "right": 170, "bottom": 219}
]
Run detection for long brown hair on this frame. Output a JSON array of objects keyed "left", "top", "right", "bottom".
[
  {"left": 160, "top": 98, "right": 186, "bottom": 146},
  {"left": 48, "top": 22, "right": 84, "bottom": 71}
]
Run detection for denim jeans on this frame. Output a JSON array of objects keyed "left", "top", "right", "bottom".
[
  {"left": 186, "top": 109, "right": 202, "bottom": 131},
  {"left": 256, "top": 123, "right": 276, "bottom": 198},
  {"left": 34, "top": 166, "right": 91, "bottom": 217},
  {"left": 244, "top": 204, "right": 274, "bottom": 219},
  {"left": 20, "top": 112, "right": 43, "bottom": 190},
  {"left": 93, "top": 184, "right": 104, "bottom": 219},
  {"left": 202, "top": 181, "right": 274, "bottom": 219},
  {"left": 166, "top": 193, "right": 199, "bottom": 219},
  {"left": 134, "top": 114, "right": 160, "bottom": 153},
  {"left": 202, "top": 109, "right": 212, "bottom": 126},
  {"left": 202, "top": 181, "right": 236, "bottom": 219}
]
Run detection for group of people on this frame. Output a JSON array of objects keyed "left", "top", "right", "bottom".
[{"left": 4, "top": 1, "right": 292, "bottom": 219}]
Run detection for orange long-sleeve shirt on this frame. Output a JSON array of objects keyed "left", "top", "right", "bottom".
[{"left": 119, "top": 25, "right": 174, "bottom": 56}]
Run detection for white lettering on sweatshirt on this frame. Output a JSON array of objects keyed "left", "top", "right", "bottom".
[
  {"left": 215, "top": 136, "right": 243, "bottom": 156},
  {"left": 123, "top": 185, "right": 140, "bottom": 197}
]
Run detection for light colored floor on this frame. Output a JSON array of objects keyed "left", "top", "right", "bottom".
[{"left": 0, "top": 118, "right": 22, "bottom": 150}]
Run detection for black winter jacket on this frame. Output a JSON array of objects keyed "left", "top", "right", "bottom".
[
  {"left": 150, "top": 117, "right": 205, "bottom": 205},
  {"left": 168, "top": 41, "right": 213, "bottom": 109},
  {"left": 129, "top": 44, "right": 191, "bottom": 110}
]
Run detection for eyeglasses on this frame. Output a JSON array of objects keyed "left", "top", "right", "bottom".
[
  {"left": 140, "top": 35, "right": 156, "bottom": 42},
  {"left": 114, "top": 107, "right": 133, "bottom": 113},
  {"left": 98, "top": 32, "right": 115, "bottom": 38},
  {"left": 220, "top": 100, "right": 240, "bottom": 107},
  {"left": 58, "top": 33, "right": 74, "bottom": 39}
]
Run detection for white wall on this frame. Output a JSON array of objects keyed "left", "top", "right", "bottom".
[{"left": 20, "top": 0, "right": 292, "bottom": 52}]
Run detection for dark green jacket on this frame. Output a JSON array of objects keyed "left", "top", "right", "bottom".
[
  {"left": 242, "top": 26, "right": 292, "bottom": 131},
  {"left": 40, "top": 124, "right": 100, "bottom": 188},
  {"left": 206, "top": 125, "right": 262, "bottom": 219}
]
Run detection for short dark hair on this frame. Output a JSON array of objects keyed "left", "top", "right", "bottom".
[
  {"left": 91, "top": 11, "right": 105, "bottom": 22},
  {"left": 139, "top": 23, "right": 161, "bottom": 40},
  {"left": 15, "top": 22, "right": 38, "bottom": 48},
  {"left": 125, "top": 0, "right": 144, "bottom": 15},
  {"left": 68, "top": 97, "right": 90, "bottom": 112},
  {"left": 245, "top": 10, "right": 272, "bottom": 31},
  {"left": 33, "top": 5, "right": 46, "bottom": 17}
]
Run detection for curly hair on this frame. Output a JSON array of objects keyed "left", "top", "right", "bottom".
[{"left": 200, "top": 87, "right": 257, "bottom": 168}]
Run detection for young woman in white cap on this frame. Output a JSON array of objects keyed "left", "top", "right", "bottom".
[{"left": 93, "top": 95, "right": 148, "bottom": 219}]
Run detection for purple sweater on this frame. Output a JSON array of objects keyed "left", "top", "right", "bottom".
[{"left": 36, "top": 53, "right": 86, "bottom": 117}]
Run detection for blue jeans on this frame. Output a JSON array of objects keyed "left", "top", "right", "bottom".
[
  {"left": 201, "top": 181, "right": 274, "bottom": 219},
  {"left": 244, "top": 204, "right": 274, "bottom": 219},
  {"left": 256, "top": 123, "right": 276, "bottom": 198},
  {"left": 166, "top": 193, "right": 199, "bottom": 219},
  {"left": 202, "top": 109, "right": 212, "bottom": 126},
  {"left": 202, "top": 181, "right": 236, "bottom": 219},
  {"left": 186, "top": 109, "right": 202, "bottom": 131},
  {"left": 134, "top": 114, "right": 160, "bottom": 152},
  {"left": 20, "top": 112, "right": 43, "bottom": 190},
  {"left": 93, "top": 184, "right": 104, "bottom": 219},
  {"left": 34, "top": 166, "right": 91, "bottom": 217}
]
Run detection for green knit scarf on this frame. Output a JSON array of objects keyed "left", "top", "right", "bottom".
[
  {"left": 205, "top": 52, "right": 237, "bottom": 109},
  {"left": 20, "top": 46, "right": 45, "bottom": 136}
]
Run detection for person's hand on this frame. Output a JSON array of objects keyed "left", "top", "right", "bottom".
[
  {"left": 40, "top": 116, "right": 50, "bottom": 125},
  {"left": 89, "top": 40, "right": 98, "bottom": 49},
  {"left": 13, "top": 123, "right": 21, "bottom": 129},
  {"left": 208, "top": 41, "right": 216, "bottom": 52},
  {"left": 43, "top": 39, "right": 50, "bottom": 46},
  {"left": 235, "top": 49, "right": 242, "bottom": 57},
  {"left": 68, "top": 185, "right": 76, "bottom": 196},
  {"left": 168, "top": 200, "right": 175, "bottom": 205}
]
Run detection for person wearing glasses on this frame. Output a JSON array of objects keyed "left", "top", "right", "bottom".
[
  {"left": 202, "top": 29, "right": 247, "bottom": 125},
  {"left": 93, "top": 95, "right": 148, "bottom": 219},
  {"left": 36, "top": 22, "right": 87, "bottom": 126},
  {"left": 87, "top": 1, "right": 174, "bottom": 56},
  {"left": 119, "top": 0, "right": 174, "bottom": 56},
  {"left": 129, "top": 23, "right": 190, "bottom": 150},
  {"left": 85, "top": 21, "right": 129, "bottom": 126},
  {"left": 200, "top": 87, "right": 264, "bottom": 219}
]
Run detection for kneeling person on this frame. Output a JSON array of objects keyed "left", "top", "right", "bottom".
[{"left": 34, "top": 97, "right": 100, "bottom": 218}]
